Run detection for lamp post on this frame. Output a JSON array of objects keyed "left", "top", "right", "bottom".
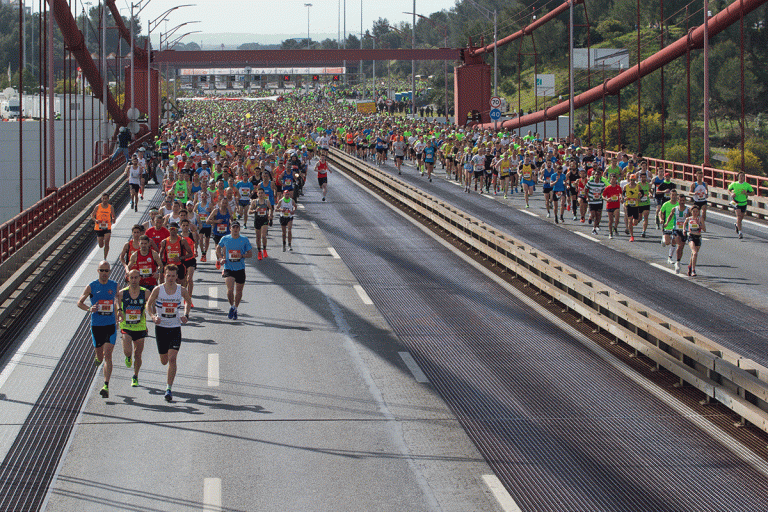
[
  {"left": 164, "top": 30, "right": 201, "bottom": 101},
  {"left": 412, "top": 4, "right": 415, "bottom": 116},
  {"left": 304, "top": 4, "right": 312, "bottom": 49},
  {"left": 405, "top": 12, "right": 449, "bottom": 123},
  {"left": 146, "top": 4, "right": 194, "bottom": 132},
  {"left": 160, "top": 22, "right": 200, "bottom": 105},
  {"left": 463, "top": 0, "right": 497, "bottom": 98}
]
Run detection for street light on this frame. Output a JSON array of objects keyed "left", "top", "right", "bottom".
[
  {"left": 463, "top": 0, "right": 497, "bottom": 99},
  {"left": 304, "top": 4, "right": 312, "bottom": 49},
  {"left": 405, "top": 12, "right": 450, "bottom": 123},
  {"left": 160, "top": 23, "right": 201, "bottom": 104},
  {"left": 145, "top": 4, "right": 195, "bottom": 131}
]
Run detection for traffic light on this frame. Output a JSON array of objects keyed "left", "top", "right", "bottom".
[
  {"left": 283, "top": 75, "right": 291, "bottom": 82},
  {"left": 332, "top": 75, "right": 340, "bottom": 82},
  {"left": 312, "top": 75, "right": 320, "bottom": 82}
]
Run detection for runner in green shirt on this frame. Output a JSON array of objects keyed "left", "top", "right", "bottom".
[
  {"left": 727, "top": 172, "right": 754, "bottom": 239},
  {"left": 658, "top": 189, "right": 681, "bottom": 265},
  {"left": 117, "top": 270, "right": 149, "bottom": 387}
]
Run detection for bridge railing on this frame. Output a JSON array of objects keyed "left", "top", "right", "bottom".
[{"left": 0, "top": 134, "right": 150, "bottom": 265}]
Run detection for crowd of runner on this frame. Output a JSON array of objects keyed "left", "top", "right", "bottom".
[{"left": 85, "top": 93, "right": 755, "bottom": 402}]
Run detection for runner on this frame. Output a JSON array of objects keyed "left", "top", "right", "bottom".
[
  {"left": 728, "top": 172, "right": 754, "bottom": 239},
  {"left": 550, "top": 164, "right": 567, "bottom": 224},
  {"left": 315, "top": 155, "right": 332, "bottom": 201},
  {"left": 691, "top": 170, "right": 709, "bottom": 222},
  {"left": 127, "top": 235, "right": 163, "bottom": 290},
  {"left": 423, "top": 139, "right": 436, "bottom": 182},
  {"left": 658, "top": 189, "right": 682, "bottom": 271},
  {"left": 637, "top": 171, "right": 652, "bottom": 237},
  {"left": 603, "top": 173, "right": 622, "bottom": 239},
  {"left": 586, "top": 168, "right": 606, "bottom": 235},
  {"left": 518, "top": 152, "right": 537, "bottom": 208},
  {"left": 684, "top": 204, "right": 705, "bottom": 276},
  {"left": 206, "top": 197, "right": 234, "bottom": 269},
  {"left": 193, "top": 190, "right": 213, "bottom": 261},
  {"left": 117, "top": 269, "right": 149, "bottom": 387},
  {"left": 119, "top": 224, "right": 144, "bottom": 276},
  {"left": 125, "top": 154, "right": 142, "bottom": 212},
  {"left": 216, "top": 221, "right": 253, "bottom": 320},
  {"left": 392, "top": 135, "right": 406, "bottom": 174},
  {"left": 622, "top": 173, "right": 641, "bottom": 241},
  {"left": 77, "top": 262, "right": 118, "bottom": 399},
  {"left": 235, "top": 172, "right": 254, "bottom": 227},
  {"left": 158, "top": 222, "right": 193, "bottom": 287},
  {"left": 147, "top": 265, "right": 192, "bottom": 402},
  {"left": 145, "top": 214, "right": 170, "bottom": 266},
  {"left": 277, "top": 193, "right": 296, "bottom": 251},
  {"left": 92, "top": 193, "right": 116, "bottom": 260},
  {"left": 249, "top": 187, "right": 272, "bottom": 259}
]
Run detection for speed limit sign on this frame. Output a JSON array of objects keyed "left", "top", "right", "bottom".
[{"left": 490, "top": 96, "right": 501, "bottom": 109}]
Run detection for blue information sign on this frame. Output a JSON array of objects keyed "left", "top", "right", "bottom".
[{"left": 489, "top": 108, "right": 502, "bottom": 120}]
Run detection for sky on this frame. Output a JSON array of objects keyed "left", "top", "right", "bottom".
[{"left": 22, "top": 0, "right": 459, "bottom": 46}]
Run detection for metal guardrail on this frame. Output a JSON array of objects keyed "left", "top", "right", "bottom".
[
  {"left": 329, "top": 147, "right": 768, "bottom": 434},
  {"left": 0, "top": 134, "right": 150, "bottom": 266},
  {"left": 605, "top": 150, "right": 768, "bottom": 220}
]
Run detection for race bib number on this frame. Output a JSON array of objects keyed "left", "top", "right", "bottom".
[
  {"left": 281, "top": 209, "right": 292, "bottom": 217},
  {"left": 257, "top": 208, "right": 268, "bottom": 216},
  {"left": 176, "top": 190, "right": 185, "bottom": 198},
  {"left": 97, "top": 300, "right": 113, "bottom": 315},
  {"left": 239, "top": 188, "right": 250, "bottom": 198},
  {"left": 228, "top": 250, "right": 242, "bottom": 262},
  {"left": 626, "top": 199, "right": 637, "bottom": 206},
  {"left": 523, "top": 173, "right": 531, "bottom": 180},
  {"left": 199, "top": 213, "right": 208, "bottom": 224},
  {"left": 99, "top": 222, "right": 108, "bottom": 230},
  {"left": 592, "top": 190, "right": 601, "bottom": 199},
  {"left": 168, "top": 251, "right": 180, "bottom": 261},
  {"left": 664, "top": 190, "right": 671, "bottom": 197},
  {"left": 609, "top": 195, "right": 619, "bottom": 202},
  {"left": 125, "top": 308, "right": 141, "bottom": 324},
  {"left": 690, "top": 222, "right": 699, "bottom": 231},
  {"left": 161, "top": 301, "right": 177, "bottom": 318},
  {"left": 640, "top": 195, "right": 648, "bottom": 202},
  {"left": 676, "top": 219, "right": 685, "bottom": 229},
  {"left": 554, "top": 191, "right": 562, "bottom": 199},
  {"left": 138, "top": 264, "right": 152, "bottom": 276},
  {"left": 217, "top": 223, "right": 227, "bottom": 233}
]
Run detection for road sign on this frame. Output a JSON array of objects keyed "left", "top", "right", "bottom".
[
  {"left": 385, "top": 99, "right": 394, "bottom": 107},
  {"left": 489, "top": 108, "right": 502, "bottom": 120},
  {"left": 489, "top": 96, "right": 501, "bottom": 109}
]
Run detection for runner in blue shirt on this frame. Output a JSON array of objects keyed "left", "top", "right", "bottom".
[
  {"left": 234, "top": 173, "right": 254, "bottom": 227},
  {"left": 423, "top": 141, "right": 436, "bottom": 182},
  {"left": 216, "top": 221, "right": 253, "bottom": 320},
  {"left": 77, "top": 261, "right": 119, "bottom": 398}
]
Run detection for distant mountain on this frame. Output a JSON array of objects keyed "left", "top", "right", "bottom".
[{"left": 192, "top": 33, "right": 338, "bottom": 49}]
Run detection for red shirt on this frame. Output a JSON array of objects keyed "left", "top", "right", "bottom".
[
  {"left": 603, "top": 185, "right": 622, "bottom": 209},
  {"left": 316, "top": 161, "right": 328, "bottom": 179},
  {"left": 145, "top": 227, "right": 170, "bottom": 251}
]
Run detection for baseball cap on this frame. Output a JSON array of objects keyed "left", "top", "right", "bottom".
[
  {"left": 169, "top": 221, "right": 180, "bottom": 228},
  {"left": 230, "top": 220, "right": 241, "bottom": 227}
]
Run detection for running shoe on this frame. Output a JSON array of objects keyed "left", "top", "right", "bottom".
[
  {"left": 573, "top": 216, "right": 577, "bottom": 221},
  {"left": 687, "top": 265, "right": 692, "bottom": 277},
  {"left": 232, "top": 308, "right": 238, "bottom": 320},
  {"left": 660, "top": 237, "right": 666, "bottom": 246},
  {"left": 609, "top": 233, "right": 613, "bottom": 239},
  {"left": 140, "top": 194, "right": 144, "bottom": 200},
  {"left": 555, "top": 217, "right": 559, "bottom": 224},
  {"left": 100, "top": 384, "right": 109, "bottom": 398},
  {"left": 215, "top": 260, "right": 221, "bottom": 270},
  {"left": 560, "top": 215, "right": 564, "bottom": 222},
  {"left": 735, "top": 223, "right": 738, "bottom": 233},
  {"left": 262, "top": 249, "right": 268, "bottom": 258},
  {"left": 580, "top": 217, "right": 585, "bottom": 223},
  {"left": 200, "top": 255, "right": 206, "bottom": 263},
  {"left": 630, "top": 236, "right": 635, "bottom": 242},
  {"left": 289, "top": 245, "right": 293, "bottom": 251},
  {"left": 667, "top": 257, "right": 674, "bottom": 265},
  {"left": 691, "top": 270, "right": 697, "bottom": 277},
  {"left": 547, "top": 212, "right": 551, "bottom": 218},
  {"left": 525, "top": 205, "right": 530, "bottom": 209},
  {"left": 130, "top": 201, "right": 134, "bottom": 210},
  {"left": 94, "top": 357, "right": 101, "bottom": 367},
  {"left": 625, "top": 228, "right": 630, "bottom": 235},
  {"left": 739, "top": 232, "right": 743, "bottom": 239},
  {"left": 164, "top": 389, "right": 173, "bottom": 402},
  {"left": 125, "top": 356, "right": 132, "bottom": 368},
  {"left": 228, "top": 306, "right": 235, "bottom": 320},
  {"left": 322, "top": 197, "right": 326, "bottom": 201},
  {"left": 131, "top": 376, "right": 139, "bottom": 387},
  {"left": 641, "top": 232, "right": 646, "bottom": 238},
  {"left": 283, "top": 244, "right": 286, "bottom": 252},
  {"left": 674, "top": 261, "right": 681, "bottom": 274},
  {"left": 429, "top": 178, "right": 432, "bottom": 182},
  {"left": 591, "top": 229, "right": 598, "bottom": 235},
  {"left": 504, "top": 194, "right": 508, "bottom": 199},
  {"left": 257, "top": 251, "right": 263, "bottom": 261}
]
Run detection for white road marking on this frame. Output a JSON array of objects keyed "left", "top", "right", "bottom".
[
  {"left": 208, "top": 354, "right": 220, "bottom": 387},
  {"left": 519, "top": 209, "right": 538, "bottom": 217},
  {"left": 353, "top": 284, "right": 373, "bottom": 305},
  {"left": 327, "top": 247, "right": 341, "bottom": 259},
  {"left": 310, "top": 221, "right": 319, "bottom": 229},
  {"left": 575, "top": 231, "right": 600, "bottom": 242},
  {"left": 398, "top": 352, "right": 430, "bottom": 383},
  {"left": 0, "top": 200, "right": 133, "bottom": 393},
  {"left": 203, "top": 478, "right": 222, "bottom": 512},
  {"left": 208, "top": 287, "right": 218, "bottom": 309},
  {"left": 650, "top": 262, "right": 677, "bottom": 275},
  {"left": 297, "top": 203, "right": 305, "bottom": 210},
  {"left": 482, "top": 474, "right": 523, "bottom": 512}
]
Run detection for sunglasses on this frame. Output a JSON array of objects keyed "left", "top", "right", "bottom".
[{"left": 98, "top": 269, "right": 110, "bottom": 273}]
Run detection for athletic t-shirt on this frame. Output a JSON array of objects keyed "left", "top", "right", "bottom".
[
  {"left": 728, "top": 181, "right": 754, "bottom": 206},
  {"left": 659, "top": 201, "right": 680, "bottom": 230},
  {"left": 218, "top": 235, "right": 252, "bottom": 271},
  {"left": 89, "top": 279, "right": 118, "bottom": 326}
]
